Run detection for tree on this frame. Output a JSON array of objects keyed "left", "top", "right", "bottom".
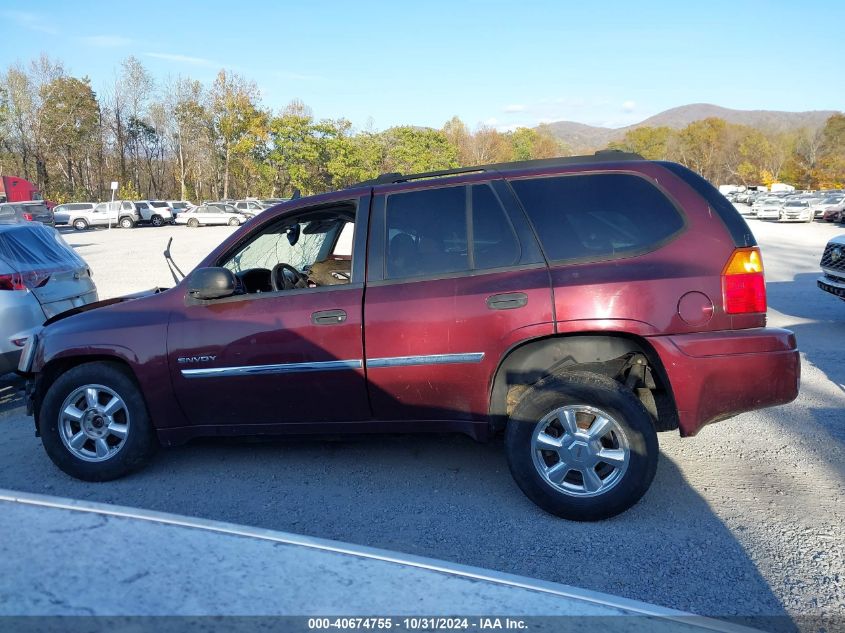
[
  {"left": 37, "top": 76, "right": 100, "bottom": 197},
  {"left": 382, "top": 126, "right": 458, "bottom": 173},
  {"left": 209, "top": 70, "right": 267, "bottom": 199}
]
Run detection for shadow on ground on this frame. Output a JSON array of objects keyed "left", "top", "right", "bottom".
[
  {"left": 0, "top": 373, "right": 24, "bottom": 415},
  {"left": 0, "top": 400, "right": 796, "bottom": 630}
]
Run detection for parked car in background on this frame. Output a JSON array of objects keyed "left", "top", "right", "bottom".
[
  {"left": 135, "top": 201, "right": 173, "bottom": 227},
  {"left": 756, "top": 199, "right": 784, "bottom": 220},
  {"left": 0, "top": 223, "right": 97, "bottom": 374},
  {"left": 19, "top": 152, "right": 799, "bottom": 521},
  {"left": 87, "top": 201, "right": 141, "bottom": 229},
  {"left": 174, "top": 204, "right": 247, "bottom": 227},
  {"left": 779, "top": 200, "right": 814, "bottom": 223},
  {"left": 818, "top": 234, "right": 845, "bottom": 301},
  {"left": 208, "top": 202, "right": 255, "bottom": 220},
  {"left": 145, "top": 201, "right": 176, "bottom": 225},
  {"left": 812, "top": 195, "right": 845, "bottom": 219},
  {"left": 0, "top": 202, "right": 54, "bottom": 226},
  {"left": 822, "top": 201, "right": 845, "bottom": 223},
  {"left": 53, "top": 203, "right": 97, "bottom": 229},
  {"left": 261, "top": 198, "right": 289, "bottom": 207},
  {"left": 166, "top": 201, "right": 193, "bottom": 216},
  {"left": 233, "top": 200, "right": 266, "bottom": 216}
]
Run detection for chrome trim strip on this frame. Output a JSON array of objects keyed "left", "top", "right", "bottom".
[
  {"left": 181, "top": 359, "right": 362, "bottom": 378},
  {"left": 367, "top": 352, "right": 484, "bottom": 368}
]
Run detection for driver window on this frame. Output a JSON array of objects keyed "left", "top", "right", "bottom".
[{"left": 220, "top": 204, "right": 355, "bottom": 294}]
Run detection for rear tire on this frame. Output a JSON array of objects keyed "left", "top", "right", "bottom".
[
  {"left": 151, "top": 215, "right": 164, "bottom": 227},
  {"left": 73, "top": 218, "right": 89, "bottom": 231},
  {"left": 39, "top": 362, "right": 158, "bottom": 481},
  {"left": 187, "top": 218, "right": 199, "bottom": 228},
  {"left": 228, "top": 217, "right": 240, "bottom": 226},
  {"left": 505, "top": 371, "right": 658, "bottom": 521},
  {"left": 119, "top": 216, "right": 135, "bottom": 229}
]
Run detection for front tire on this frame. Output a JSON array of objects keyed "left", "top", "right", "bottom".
[
  {"left": 505, "top": 371, "right": 658, "bottom": 521},
  {"left": 187, "top": 218, "right": 199, "bottom": 228},
  {"left": 228, "top": 217, "right": 240, "bottom": 226},
  {"left": 39, "top": 362, "right": 157, "bottom": 481}
]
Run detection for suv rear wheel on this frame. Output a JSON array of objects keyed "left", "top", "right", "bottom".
[
  {"left": 505, "top": 371, "right": 658, "bottom": 521},
  {"left": 119, "top": 216, "right": 135, "bottom": 229},
  {"left": 151, "top": 214, "right": 164, "bottom": 227},
  {"left": 39, "top": 362, "right": 157, "bottom": 481},
  {"left": 72, "top": 218, "right": 89, "bottom": 231}
]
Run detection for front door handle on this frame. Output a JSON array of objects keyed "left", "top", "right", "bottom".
[
  {"left": 312, "top": 309, "right": 347, "bottom": 325},
  {"left": 486, "top": 292, "right": 528, "bottom": 310}
]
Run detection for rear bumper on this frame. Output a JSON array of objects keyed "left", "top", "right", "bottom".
[{"left": 647, "top": 328, "right": 800, "bottom": 437}]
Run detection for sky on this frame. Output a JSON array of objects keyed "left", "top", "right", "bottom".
[{"left": 1, "top": 0, "right": 843, "bottom": 132}]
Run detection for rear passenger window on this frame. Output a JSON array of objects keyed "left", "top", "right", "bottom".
[
  {"left": 510, "top": 173, "right": 684, "bottom": 262},
  {"left": 386, "top": 186, "right": 467, "bottom": 279},
  {"left": 385, "top": 184, "right": 520, "bottom": 280}
]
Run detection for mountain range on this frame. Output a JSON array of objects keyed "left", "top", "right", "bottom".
[{"left": 539, "top": 103, "right": 839, "bottom": 152}]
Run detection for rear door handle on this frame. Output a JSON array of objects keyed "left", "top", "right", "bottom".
[
  {"left": 312, "top": 309, "right": 347, "bottom": 325},
  {"left": 486, "top": 292, "right": 528, "bottom": 310}
]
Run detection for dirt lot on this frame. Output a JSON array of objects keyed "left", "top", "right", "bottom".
[{"left": 1, "top": 215, "right": 844, "bottom": 629}]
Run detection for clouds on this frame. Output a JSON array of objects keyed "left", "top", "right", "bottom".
[
  {"left": 1, "top": 10, "right": 57, "bottom": 34},
  {"left": 622, "top": 100, "right": 636, "bottom": 113},
  {"left": 81, "top": 35, "right": 133, "bottom": 48},
  {"left": 145, "top": 52, "right": 217, "bottom": 67},
  {"left": 503, "top": 104, "right": 525, "bottom": 113}
]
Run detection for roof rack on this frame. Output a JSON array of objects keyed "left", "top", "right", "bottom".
[{"left": 355, "top": 150, "right": 644, "bottom": 187}]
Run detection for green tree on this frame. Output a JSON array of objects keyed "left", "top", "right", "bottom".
[
  {"left": 609, "top": 126, "right": 673, "bottom": 160},
  {"left": 37, "top": 76, "right": 100, "bottom": 197},
  {"left": 210, "top": 70, "right": 267, "bottom": 199},
  {"left": 382, "top": 126, "right": 458, "bottom": 173}
]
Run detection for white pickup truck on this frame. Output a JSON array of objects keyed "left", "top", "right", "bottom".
[
  {"left": 819, "top": 234, "right": 845, "bottom": 301},
  {"left": 54, "top": 200, "right": 172, "bottom": 230}
]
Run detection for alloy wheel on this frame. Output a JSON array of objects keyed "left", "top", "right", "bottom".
[
  {"left": 530, "top": 405, "right": 630, "bottom": 497},
  {"left": 58, "top": 384, "right": 130, "bottom": 462}
]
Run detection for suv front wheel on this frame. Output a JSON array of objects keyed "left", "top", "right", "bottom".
[
  {"left": 39, "top": 362, "right": 157, "bottom": 481},
  {"left": 505, "top": 371, "right": 658, "bottom": 521}
]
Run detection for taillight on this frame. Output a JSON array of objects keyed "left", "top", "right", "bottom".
[
  {"left": 0, "top": 273, "right": 26, "bottom": 291},
  {"left": 23, "top": 213, "right": 34, "bottom": 221},
  {"left": 722, "top": 247, "right": 766, "bottom": 314}
]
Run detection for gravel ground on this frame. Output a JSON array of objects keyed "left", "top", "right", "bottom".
[{"left": 1, "top": 213, "right": 843, "bottom": 630}]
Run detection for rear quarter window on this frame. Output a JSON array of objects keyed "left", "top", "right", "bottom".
[{"left": 509, "top": 172, "right": 685, "bottom": 262}]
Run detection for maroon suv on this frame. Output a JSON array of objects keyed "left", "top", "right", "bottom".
[{"left": 18, "top": 152, "right": 800, "bottom": 520}]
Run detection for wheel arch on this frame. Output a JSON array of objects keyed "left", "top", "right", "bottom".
[
  {"left": 488, "top": 332, "right": 679, "bottom": 434},
  {"left": 34, "top": 355, "right": 142, "bottom": 430}
]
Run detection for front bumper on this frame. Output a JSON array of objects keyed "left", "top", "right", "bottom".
[
  {"left": 648, "top": 328, "right": 800, "bottom": 436},
  {"left": 818, "top": 274, "right": 845, "bottom": 300}
]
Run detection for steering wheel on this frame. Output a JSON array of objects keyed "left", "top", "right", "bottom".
[{"left": 270, "top": 263, "right": 309, "bottom": 291}]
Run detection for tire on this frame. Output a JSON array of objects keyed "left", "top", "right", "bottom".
[
  {"left": 119, "top": 216, "right": 135, "bottom": 229},
  {"left": 187, "top": 218, "right": 199, "bottom": 228},
  {"left": 39, "top": 362, "right": 158, "bottom": 481},
  {"left": 228, "top": 217, "right": 240, "bottom": 226},
  {"left": 505, "top": 371, "right": 658, "bottom": 521},
  {"left": 73, "top": 218, "right": 88, "bottom": 231},
  {"left": 151, "top": 215, "right": 164, "bottom": 227}
]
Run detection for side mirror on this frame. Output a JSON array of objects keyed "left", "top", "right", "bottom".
[{"left": 187, "top": 267, "right": 236, "bottom": 300}]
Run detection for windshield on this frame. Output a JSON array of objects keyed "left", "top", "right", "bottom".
[{"left": 222, "top": 219, "right": 331, "bottom": 273}]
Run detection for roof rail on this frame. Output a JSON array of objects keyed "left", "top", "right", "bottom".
[{"left": 355, "top": 150, "right": 644, "bottom": 187}]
